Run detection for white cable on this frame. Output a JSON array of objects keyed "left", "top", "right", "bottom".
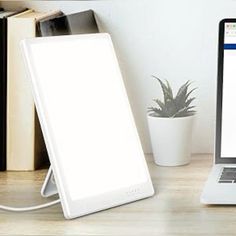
[{"left": 0, "top": 199, "right": 60, "bottom": 212}]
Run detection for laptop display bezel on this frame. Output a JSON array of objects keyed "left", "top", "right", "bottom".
[{"left": 215, "top": 19, "right": 236, "bottom": 164}]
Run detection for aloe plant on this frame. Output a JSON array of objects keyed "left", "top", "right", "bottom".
[{"left": 148, "top": 76, "right": 196, "bottom": 118}]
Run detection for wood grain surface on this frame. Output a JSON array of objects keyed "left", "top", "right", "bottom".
[{"left": 0, "top": 154, "right": 233, "bottom": 236}]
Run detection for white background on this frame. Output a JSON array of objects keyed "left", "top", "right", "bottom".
[{"left": 3, "top": 0, "right": 236, "bottom": 154}]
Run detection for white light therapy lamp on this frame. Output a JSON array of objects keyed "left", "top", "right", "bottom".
[{"left": 21, "top": 33, "right": 154, "bottom": 219}]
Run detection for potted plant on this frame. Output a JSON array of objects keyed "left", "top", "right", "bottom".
[{"left": 147, "top": 76, "right": 196, "bottom": 166}]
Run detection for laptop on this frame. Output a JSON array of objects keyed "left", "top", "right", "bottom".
[{"left": 201, "top": 19, "right": 236, "bottom": 204}]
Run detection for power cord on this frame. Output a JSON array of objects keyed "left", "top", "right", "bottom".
[{"left": 0, "top": 199, "right": 60, "bottom": 212}]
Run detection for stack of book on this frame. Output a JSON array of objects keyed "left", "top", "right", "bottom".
[{"left": 0, "top": 8, "right": 99, "bottom": 171}]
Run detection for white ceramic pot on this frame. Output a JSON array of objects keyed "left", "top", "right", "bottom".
[{"left": 147, "top": 115, "right": 194, "bottom": 166}]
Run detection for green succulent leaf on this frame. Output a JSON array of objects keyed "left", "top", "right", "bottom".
[
  {"left": 148, "top": 107, "right": 167, "bottom": 117},
  {"left": 148, "top": 77, "right": 197, "bottom": 118},
  {"left": 153, "top": 98, "right": 165, "bottom": 110},
  {"left": 176, "top": 80, "right": 191, "bottom": 97},
  {"left": 152, "top": 75, "right": 173, "bottom": 103},
  {"left": 172, "top": 107, "right": 188, "bottom": 117},
  {"left": 165, "top": 79, "right": 173, "bottom": 99},
  {"left": 186, "top": 105, "right": 195, "bottom": 111},
  {"left": 186, "top": 88, "right": 197, "bottom": 100},
  {"left": 186, "top": 111, "right": 196, "bottom": 116},
  {"left": 185, "top": 97, "right": 195, "bottom": 107},
  {"left": 165, "top": 100, "right": 178, "bottom": 116},
  {"left": 175, "top": 81, "right": 191, "bottom": 108}
]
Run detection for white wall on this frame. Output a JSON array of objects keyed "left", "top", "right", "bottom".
[{"left": 2, "top": 0, "right": 236, "bottom": 153}]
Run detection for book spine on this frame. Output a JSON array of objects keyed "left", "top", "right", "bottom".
[
  {"left": 7, "top": 18, "right": 36, "bottom": 171},
  {"left": 0, "top": 18, "right": 6, "bottom": 171}
]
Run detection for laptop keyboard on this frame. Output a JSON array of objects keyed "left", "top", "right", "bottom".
[{"left": 219, "top": 167, "right": 236, "bottom": 183}]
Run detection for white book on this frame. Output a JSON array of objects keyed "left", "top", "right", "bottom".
[{"left": 7, "top": 10, "right": 60, "bottom": 170}]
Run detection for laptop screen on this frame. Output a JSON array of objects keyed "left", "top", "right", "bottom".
[{"left": 220, "top": 22, "right": 236, "bottom": 158}]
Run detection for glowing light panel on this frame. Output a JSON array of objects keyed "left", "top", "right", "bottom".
[{"left": 21, "top": 34, "right": 154, "bottom": 219}]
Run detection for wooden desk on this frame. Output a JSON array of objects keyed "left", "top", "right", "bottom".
[{"left": 0, "top": 154, "right": 233, "bottom": 236}]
